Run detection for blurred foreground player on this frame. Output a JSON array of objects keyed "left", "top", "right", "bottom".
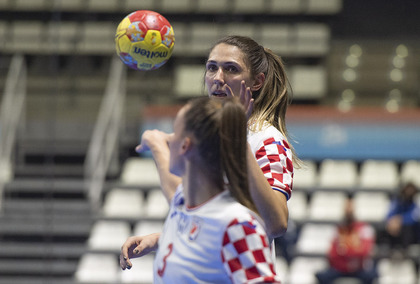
[{"left": 121, "top": 97, "right": 281, "bottom": 283}]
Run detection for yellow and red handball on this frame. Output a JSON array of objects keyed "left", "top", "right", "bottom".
[{"left": 115, "top": 10, "right": 175, "bottom": 71}]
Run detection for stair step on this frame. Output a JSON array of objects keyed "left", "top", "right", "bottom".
[
  {"left": 5, "top": 178, "right": 87, "bottom": 193},
  {"left": 2, "top": 199, "right": 92, "bottom": 214},
  {"left": 0, "top": 276, "right": 75, "bottom": 284},
  {"left": 0, "top": 259, "right": 78, "bottom": 276},
  {"left": 0, "top": 216, "right": 92, "bottom": 236},
  {"left": 0, "top": 242, "right": 86, "bottom": 258}
]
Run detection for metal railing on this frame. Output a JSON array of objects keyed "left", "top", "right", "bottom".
[
  {"left": 84, "top": 56, "right": 126, "bottom": 212},
  {"left": 0, "top": 55, "right": 26, "bottom": 209}
]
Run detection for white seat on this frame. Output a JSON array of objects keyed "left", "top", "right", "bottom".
[
  {"left": 189, "top": 23, "right": 220, "bottom": 56},
  {"left": 220, "top": 23, "right": 257, "bottom": 39},
  {"left": 353, "top": 192, "right": 390, "bottom": 223},
  {"left": 77, "top": 22, "right": 115, "bottom": 54},
  {"left": 293, "top": 160, "right": 318, "bottom": 190},
  {"left": 377, "top": 258, "right": 417, "bottom": 284},
  {"left": 287, "top": 256, "right": 328, "bottom": 284},
  {"left": 294, "top": 23, "right": 330, "bottom": 56},
  {"left": 196, "top": 0, "right": 228, "bottom": 13},
  {"left": 170, "top": 22, "right": 190, "bottom": 56},
  {"left": 6, "top": 21, "right": 44, "bottom": 53},
  {"left": 102, "top": 188, "right": 144, "bottom": 218},
  {"left": 290, "top": 66, "right": 327, "bottom": 100},
  {"left": 359, "top": 160, "right": 399, "bottom": 192},
  {"left": 75, "top": 253, "right": 120, "bottom": 283},
  {"left": 260, "top": 24, "right": 293, "bottom": 55},
  {"left": 318, "top": 159, "right": 358, "bottom": 190},
  {"left": 275, "top": 257, "right": 289, "bottom": 283},
  {"left": 268, "top": 0, "right": 302, "bottom": 14},
  {"left": 87, "top": 220, "right": 132, "bottom": 252},
  {"left": 295, "top": 223, "right": 336, "bottom": 256},
  {"left": 160, "top": 0, "right": 193, "bottom": 13},
  {"left": 144, "top": 188, "right": 169, "bottom": 218},
  {"left": 15, "top": 0, "right": 47, "bottom": 10},
  {"left": 308, "top": 191, "right": 347, "bottom": 222},
  {"left": 124, "top": 0, "right": 155, "bottom": 11},
  {"left": 87, "top": 0, "right": 118, "bottom": 11},
  {"left": 120, "top": 254, "right": 155, "bottom": 283},
  {"left": 133, "top": 220, "right": 165, "bottom": 237},
  {"left": 288, "top": 191, "right": 308, "bottom": 222},
  {"left": 307, "top": 0, "right": 343, "bottom": 14},
  {"left": 174, "top": 64, "right": 205, "bottom": 98},
  {"left": 120, "top": 158, "right": 161, "bottom": 188},
  {"left": 44, "top": 21, "right": 78, "bottom": 54},
  {"left": 401, "top": 160, "right": 420, "bottom": 188},
  {"left": 232, "top": 0, "right": 265, "bottom": 14}
]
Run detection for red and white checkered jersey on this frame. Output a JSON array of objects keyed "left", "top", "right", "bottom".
[
  {"left": 248, "top": 123, "right": 294, "bottom": 200},
  {"left": 154, "top": 186, "right": 281, "bottom": 284}
]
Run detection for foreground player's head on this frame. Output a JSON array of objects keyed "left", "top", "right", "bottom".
[{"left": 168, "top": 97, "right": 257, "bottom": 212}]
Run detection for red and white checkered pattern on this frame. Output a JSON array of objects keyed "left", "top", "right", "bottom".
[
  {"left": 248, "top": 124, "right": 294, "bottom": 199},
  {"left": 221, "top": 217, "right": 281, "bottom": 284}
]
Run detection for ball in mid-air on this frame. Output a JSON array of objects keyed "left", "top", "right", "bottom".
[{"left": 115, "top": 10, "right": 175, "bottom": 71}]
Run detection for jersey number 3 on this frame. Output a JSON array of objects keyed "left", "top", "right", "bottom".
[{"left": 157, "top": 243, "right": 173, "bottom": 277}]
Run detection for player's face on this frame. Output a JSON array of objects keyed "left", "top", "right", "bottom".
[
  {"left": 168, "top": 106, "right": 188, "bottom": 177},
  {"left": 205, "top": 43, "right": 253, "bottom": 99}
]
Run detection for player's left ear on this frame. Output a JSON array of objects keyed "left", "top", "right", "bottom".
[
  {"left": 181, "top": 136, "right": 193, "bottom": 156},
  {"left": 251, "top": 72, "right": 265, "bottom": 92}
]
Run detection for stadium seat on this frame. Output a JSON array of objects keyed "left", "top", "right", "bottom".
[
  {"left": 275, "top": 257, "right": 289, "bottom": 283},
  {"left": 260, "top": 24, "right": 293, "bottom": 55},
  {"left": 189, "top": 23, "right": 220, "bottom": 56},
  {"left": 268, "top": 0, "right": 303, "bottom": 14},
  {"left": 288, "top": 191, "right": 308, "bottom": 222},
  {"left": 160, "top": 0, "right": 193, "bottom": 13},
  {"left": 221, "top": 23, "right": 258, "bottom": 39},
  {"left": 124, "top": 0, "right": 155, "bottom": 12},
  {"left": 308, "top": 191, "right": 347, "bottom": 222},
  {"left": 7, "top": 21, "right": 44, "bottom": 53},
  {"left": 196, "top": 0, "right": 228, "bottom": 13},
  {"left": 232, "top": 0, "right": 265, "bottom": 14},
  {"left": 294, "top": 23, "right": 330, "bottom": 56},
  {"left": 289, "top": 66, "right": 327, "bottom": 100},
  {"left": 295, "top": 223, "right": 336, "bottom": 256},
  {"left": 75, "top": 253, "right": 120, "bottom": 283},
  {"left": 174, "top": 64, "right": 205, "bottom": 98},
  {"left": 144, "top": 188, "right": 169, "bottom": 219},
  {"left": 292, "top": 160, "right": 318, "bottom": 190},
  {"left": 353, "top": 192, "right": 390, "bottom": 223},
  {"left": 400, "top": 159, "right": 420, "bottom": 187},
  {"left": 102, "top": 188, "right": 144, "bottom": 218},
  {"left": 44, "top": 21, "right": 78, "bottom": 54},
  {"left": 120, "top": 254, "right": 155, "bottom": 284},
  {"left": 287, "top": 256, "right": 328, "bottom": 284},
  {"left": 318, "top": 159, "right": 358, "bottom": 190},
  {"left": 87, "top": 220, "right": 131, "bottom": 252},
  {"left": 77, "top": 22, "right": 115, "bottom": 54},
  {"left": 133, "top": 220, "right": 165, "bottom": 237},
  {"left": 359, "top": 160, "right": 399, "bottom": 192},
  {"left": 306, "top": 0, "right": 343, "bottom": 15},
  {"left": 86, "top": 0, "right": 118, "bottom": 12},
  {"left": 377, "top": 258, "right": 417, "bottom": 284},
  {"left": 120, "top": 158, "right": 160, "bottom": 188}
]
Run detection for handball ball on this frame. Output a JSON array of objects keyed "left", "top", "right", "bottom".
[{"left": 115, "top": 10, "right": 175, "bottom": 71}]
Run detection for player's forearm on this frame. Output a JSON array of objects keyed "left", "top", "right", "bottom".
[
  {"left": 150, "top": 146, "right": 181, "bottom": 203},
  {"left": 247, "top": 146, "right": 288, "bottom": 239}
]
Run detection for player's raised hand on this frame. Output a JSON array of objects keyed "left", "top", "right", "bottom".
[
  {"left": 120, "top": 233, "right": 161, "bottom": 270},
  {"left": 225, "top": 80, "right": 254, "bottom": 119},
  {"left": 136, "top": 130, "right": 171, "bottom": 154}
]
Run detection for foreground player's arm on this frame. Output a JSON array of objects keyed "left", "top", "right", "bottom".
[
  {"left": 247, "top": 144, "right": 289, "bottom": 239},
  {"left": 136, "top": 130, "right": 181, "bottom": 202},
  {"left": 120, "top": 233, "right": 161, "bottom": 270}
]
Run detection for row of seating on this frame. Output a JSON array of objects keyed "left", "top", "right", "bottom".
[
  {"left": 120, "top": 157, "right": 420, "bottom": 194},
  {"left": 1, "top": 0, "right": 343, "bottom": 15},
  {"left": 294, "top": 159, "right": 420, "bottom": 193},
  {"left": 74, "top": 253, "right": 420, "bottom": 284},
  {"left": 0, "top": 21, "right": 330, "bottom": 58}
]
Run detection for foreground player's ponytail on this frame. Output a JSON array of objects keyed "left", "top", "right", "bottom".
[{"left": 183, "top": 97, "right": 258, "bottom": 214}]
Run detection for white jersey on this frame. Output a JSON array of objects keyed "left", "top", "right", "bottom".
[
  {"left": 154, "top": 186, "right": 281, "bottom": 284},
  {"left": 248, "top": 122, "right": 294, "bottom": 200}
]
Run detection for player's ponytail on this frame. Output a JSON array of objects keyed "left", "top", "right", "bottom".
[
  {"left": 219, "top": 99, "right": 258, "bottom": 214},
  {"left": 184, "top": 97, "right": 258, "bottom": 214}
]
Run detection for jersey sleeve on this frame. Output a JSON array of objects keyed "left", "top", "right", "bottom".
[
  {"left": 221, "top": 217, "right": 281, "bottom": 284},
  {"left": 254, "top": 137, "right": 293, "bottom": 200}
]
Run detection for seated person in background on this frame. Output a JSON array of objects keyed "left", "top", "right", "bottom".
[
  {"left": 315, "top": 196, "right": 378, "bottom": 284},
  {"left": 120, "top": 97, "right": 281, "bottom": 283},
  {"left": 385, "top": 182, "right": 420, "bottom": 254}
]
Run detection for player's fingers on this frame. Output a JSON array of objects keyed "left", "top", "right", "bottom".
[
  {"left": 224, "top": 84, "right": 234, "bottom": 98},
  {"left": 135, "top": 144, "right": 148, "bottom": 153}
]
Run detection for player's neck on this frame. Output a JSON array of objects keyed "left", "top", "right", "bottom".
[{"left": 183, "top": 164, "right": 222, "bottom": 208}]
